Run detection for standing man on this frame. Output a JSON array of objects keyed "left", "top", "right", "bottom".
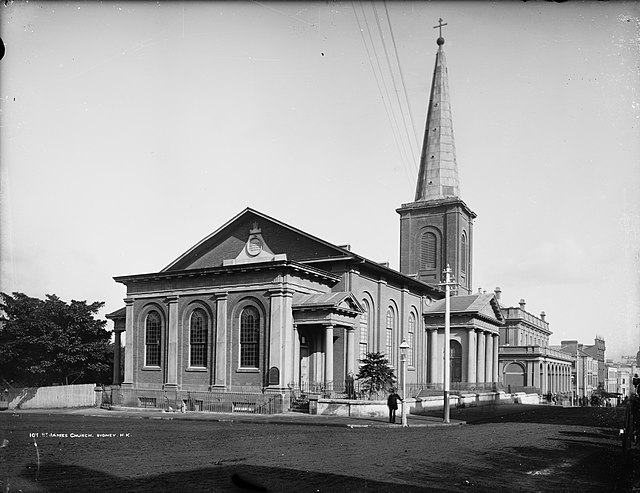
[{"left": 387, "top": 388, "right": 403, "bottom": 424}]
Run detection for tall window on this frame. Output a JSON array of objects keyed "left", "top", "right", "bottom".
[
  {"left": 359, "top": 299, "right": 370, "bottom": 363},
  {"left": 407, "top": 313, "right": 416, "bottom": 367},
  {"left": 420, "top": 232, "right": 437, "bottom": 270},
  {"left": 461, "top": 231, "right": 468, "bottom": 275},
  {"left": 145, "top": 310, "right": 161, "bottom": 367},
  {"left": 190, "top": 309, "right": 208, "bottom": 367},
  {"left": 386, "top": 307, "right": 395, "bottom": 366},
  {"left": 240, "top": 306, "right": 260, "bottom": 368}
]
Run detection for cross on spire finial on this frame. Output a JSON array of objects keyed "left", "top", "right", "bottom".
[
  {"left": 434, "top": 18, "right": 447, "bottom": 37},
  {"left": 433, "top": 18, "right": 447, "bottom": 45}
]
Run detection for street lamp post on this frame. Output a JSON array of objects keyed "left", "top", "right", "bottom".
[
  {"left": 440, "top": 264, "right": 455, "bottom": 424},
  {"left": 400, "top": 339, "right": 410, "bottom": 427}
]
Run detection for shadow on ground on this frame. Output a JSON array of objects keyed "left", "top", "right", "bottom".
[
  {"left": 11, "top": 461, "right": 440, "bottom": 493},
  {"left": 425, "top": 404, "right": 626, "bottom": 428}
]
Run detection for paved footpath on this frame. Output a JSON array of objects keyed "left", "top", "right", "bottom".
[{"left": 11, "top": 405, "right": 465, "bottom": 428}]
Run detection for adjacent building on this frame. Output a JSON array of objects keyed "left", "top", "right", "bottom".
[{"left": 497, "top": 292, "right": 572, "bottom": 396}]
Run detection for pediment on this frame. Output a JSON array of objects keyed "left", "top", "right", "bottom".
[{"left": 162, "top": 208, "right": 352, "bottom": 272}]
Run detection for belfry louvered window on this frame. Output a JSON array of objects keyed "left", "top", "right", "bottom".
[{"left": 421, "top": 232, "right": 437, "bottom": 270}]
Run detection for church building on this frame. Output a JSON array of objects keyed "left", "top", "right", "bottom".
[{"left": 107, "top": 29, "right": 505, "bottom": 409}]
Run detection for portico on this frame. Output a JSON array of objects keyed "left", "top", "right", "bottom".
[
  {"left": 423, "top": 294, "right": 504, "bottom": 389},
  {"left": 292, "top": 292, "right": 362, "bottom": 391}
]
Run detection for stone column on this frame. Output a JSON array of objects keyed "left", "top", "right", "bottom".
[
  {"left": 325, "top": 325, "right": 334, "bottom": 390},
  {"left": 293, "top": 324, "right": 300, "bottom": 388},
  {"left": 492, "top": 334, "right": 499, "bottom": 385},
  {"left": 113, "top": 330, "right": 122, "bottom": 385},
  {"left": 542, "top": 362, "right": 548, "bottom": 395},
  {"left": 485, "top": 332, "right": 493, "bottom": 385},
  {"left": 476, "top": 330, "right": 486, "bottom": 384},
  {"left": 533, "top": 360, "right": 541, "bottom": 389},
  {"left": 213, "top": 293, "right": 228, "bottom": 387},
  {"left": 466, "top": 328, "right": 476, "bottom": 384},
  {"left": 346, "top": 327, "right": 355, "bottom": 378},
  {"left": 165, "top": 295, "right": 179, "bottom": 388},
  {"left": 123, "top": 298, "right": 135, "bottom": 386},
  {"left": 429, "top": 328, "right": 438, "bottom": 384}
]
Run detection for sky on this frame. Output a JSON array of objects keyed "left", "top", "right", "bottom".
[{"left": 1, "top": 1, "right": 639, "bottom": 361}]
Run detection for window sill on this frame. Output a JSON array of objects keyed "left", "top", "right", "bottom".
[
  {"left": 237, "top": 368, "right": 260, "bottom": 373},
  {"left": 142, "top": 366, "right": 161, "bottom": 371},
  {"left": 186, "top": 367, "right": 208, "bottom": 372}
]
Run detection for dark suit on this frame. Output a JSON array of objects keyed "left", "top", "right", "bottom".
[{"left": 387, "top": 393, "right": 403, "bottom": 423}]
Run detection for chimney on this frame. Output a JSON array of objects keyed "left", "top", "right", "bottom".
[
  {"left": 540, "top": 311, "right": 546, "bottom": 322},
  {"left": 519, "top": 299, "right": 526, "bottom": 310},
  {"left": 494, "top": 287, "right": 501, "bottom": 301}
]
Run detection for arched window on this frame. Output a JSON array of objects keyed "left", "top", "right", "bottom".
[
  {"left": 145, "top": 310, "right": 162, "bottom": 367},
  {"left": 420, "top": 231, "right": 437, "bottom": 270},
  {"left": 359, "top": 299, "right": 370, "bottom": 363},
  {"left": 461, "top": 231, "right": 468, "bottom": 275},
  {"left": 190, "top": 308, "right": 208, "bottom": 367},
  {"left": 386, "top": 307, "right": 395, "bottom": 366},
  {"left": 407, "top": 313, "right": 416, "bottom": 367},
  {"left": 240, "top": 306, "right": 260, "bottom": 368},
  {"left": 450, "top": 340, "right": 463, "bottom": 383}
]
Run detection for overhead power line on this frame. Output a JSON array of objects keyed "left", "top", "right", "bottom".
[
  {"left": 372, "top": 1, "right": 419, "bottom": 172},
  {"left": 352, "top": 1, "right": 414, "bottom": 188}
]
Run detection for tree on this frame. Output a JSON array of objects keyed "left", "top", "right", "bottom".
[
  {"left": 356, "top": 352, "right": 396, "bottom": 400},
  {"left": 0, "top": 292, "right": 112, "bottom": 387}
]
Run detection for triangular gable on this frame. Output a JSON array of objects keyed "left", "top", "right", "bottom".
[
  {"left": 163, "top": 207, "right": 352, "bottom": 272},
  {"left": 293, "top": 292, "right": 363, "bottom": 314}
]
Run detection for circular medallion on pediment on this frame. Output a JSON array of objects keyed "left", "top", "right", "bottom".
[{"left": 247, "top": 237, "right": 263, "bottom": 257}]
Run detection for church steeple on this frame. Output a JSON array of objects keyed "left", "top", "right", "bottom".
[
  {"left": 397, "top": 21, "right": 475, "bottom": 294},
  {"left": 414, "top": 20, "right": 460, "bottom": 202}
]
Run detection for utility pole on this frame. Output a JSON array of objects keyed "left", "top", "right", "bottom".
[{"left": 440, "top": 264, "right": 456, "bottom": 423}]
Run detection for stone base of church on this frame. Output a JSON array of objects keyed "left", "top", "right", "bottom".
[{"left": 103, "top": 385, "right": 288, "bottom": 413}]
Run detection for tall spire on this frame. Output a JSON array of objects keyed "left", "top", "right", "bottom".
[{"left": 414, "top": 20, "right": 460, "bottom": 202}]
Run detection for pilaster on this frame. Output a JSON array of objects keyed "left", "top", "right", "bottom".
[
  {"left": 165, "top": 295, "right": 179, "bottom": 388},
  {"left": 213, "top": 293, "right": 228, "bottom": 387},
  {"left": 123, "top": 298, "right": 135, "bottom": 386}
]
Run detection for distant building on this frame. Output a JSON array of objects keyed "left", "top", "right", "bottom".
[
  {"left": 556, "top": 340, "right": 603, "bottom": 400},
  {"left": 497, "top": 292, "right": 572, "bottom": 396},
  {"left": 604, "top": 357, "right": 638, "bottom": 402}
]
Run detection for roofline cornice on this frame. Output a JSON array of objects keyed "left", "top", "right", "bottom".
[{"left": 114, "top": 259, "right": 341, "bottom": 285}]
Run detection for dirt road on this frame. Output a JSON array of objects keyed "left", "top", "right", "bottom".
[{"left": 0, "top": 404, "right": 637, "bottom": 492}]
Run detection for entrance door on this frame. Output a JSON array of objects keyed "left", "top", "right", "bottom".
[
  {"left": 505, "top": 362, "right": 526, "bottom": 390},
  {"left": 299, "top": 346, "right": 309, "bottom": 391}
]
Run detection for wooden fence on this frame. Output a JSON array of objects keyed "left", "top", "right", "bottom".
[{"left": 0, "top": 384, "right": 98, "bottom": 410}]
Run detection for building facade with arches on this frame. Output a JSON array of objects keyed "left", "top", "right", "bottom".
[
  {"left": 107, "top": 208, "right": 443, "bottom": 400},
  {"left": 497, "top": 294, "right": 573, "bottom": 396}
]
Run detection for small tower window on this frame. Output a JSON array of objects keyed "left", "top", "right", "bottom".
[{"left": 461, "top": 231, "right": 468, "bottom": 275}]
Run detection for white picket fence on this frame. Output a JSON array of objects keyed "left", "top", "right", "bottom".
[{"left": 1, "top": 383, "right": 98, "bottom": 410}]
